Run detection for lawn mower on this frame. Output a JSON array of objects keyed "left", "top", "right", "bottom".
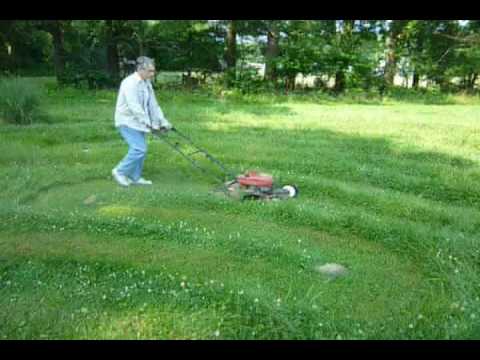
[{"left": 151, "top": 127, "right": 298, "bottom": 201}]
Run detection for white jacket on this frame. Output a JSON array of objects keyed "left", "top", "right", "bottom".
[{"left": 114, "top": 72, "right": 171, "bottom": 133}]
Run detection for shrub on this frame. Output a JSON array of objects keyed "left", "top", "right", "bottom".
[
  {"left": 0, "top": 77, "right": 44, "bottom": 125},
  {"left": 385, "top": 87, "right": 455, "bottom": 105},
  {"left": 229, "top": 68, "right": 268, "bottom": 94}
]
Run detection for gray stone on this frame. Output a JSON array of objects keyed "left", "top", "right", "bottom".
[{"left": 316, "top": 263, "right": 348, "bottom": 278}]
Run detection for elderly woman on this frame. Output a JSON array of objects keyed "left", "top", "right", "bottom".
[{"left": 112, "top": 56, "right": 172, "bottom": 187}]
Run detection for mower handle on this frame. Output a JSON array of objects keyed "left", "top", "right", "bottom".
[
  {"left": 150, "top": 126, "right": 175, "bottom": 135},
  {"left": 151, "top": 125, "right": 237, "bottom": 182}
]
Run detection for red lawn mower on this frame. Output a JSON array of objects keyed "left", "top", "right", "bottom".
[{"left": 152, "top": 127, "right": 298, "bottom": 201}]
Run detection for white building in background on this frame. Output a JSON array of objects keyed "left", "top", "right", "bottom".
[
  {"left": 241, "top": 58, "right": 433, "bottom": 90},
  {"left": 243, "top": 62, "right": 266, "bottom": 77}
]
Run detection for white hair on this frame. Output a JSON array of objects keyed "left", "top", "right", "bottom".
[{"left": 136, "top": 56, "right": 155, "bottom": 71}]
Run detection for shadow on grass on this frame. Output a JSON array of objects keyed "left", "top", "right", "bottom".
[{"left": 183, "top": 124, "right": 480, "bottom": 207}]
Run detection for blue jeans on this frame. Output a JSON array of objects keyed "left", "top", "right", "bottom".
[{"left": 115, "top": 126, "right": 148, "bottom": 182}]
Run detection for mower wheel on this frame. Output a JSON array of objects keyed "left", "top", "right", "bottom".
[{"left": 282, "top": 185, "right": 299, "bottom": 198}]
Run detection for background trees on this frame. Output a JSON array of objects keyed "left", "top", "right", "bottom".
[{"left": 2, "top": 19, "right": 478, "bottom": 94}]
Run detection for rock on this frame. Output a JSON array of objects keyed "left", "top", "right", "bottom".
[
  {"left": 83, "top": 195, "right": 97, "bottom": 205},
  {"left": 316, "top": 263, "right": 348, "bottom": 278}
]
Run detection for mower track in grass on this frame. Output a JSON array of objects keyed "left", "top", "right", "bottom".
[{"left": 0, "top": 224, "right": 442, "bottom": 339}]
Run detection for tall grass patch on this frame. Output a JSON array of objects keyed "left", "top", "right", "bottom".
[{"left": 0, "top": 77, "right": 45, "bottom": 125}]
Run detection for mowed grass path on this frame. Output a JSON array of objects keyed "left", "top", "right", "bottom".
[{"left": 1, "top": 78, "right": 480, "bottom": 339}]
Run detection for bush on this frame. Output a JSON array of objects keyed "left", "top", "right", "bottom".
[
  {"left": 63, "top": 63, "right": 116, "bottom": 90},
  {"left": 385, "top": 87, "right": 455, "bottom": 105},
  {"left": 230, "top": 68, "right": 269, "bottom": 94},
  {"left": 0, "top": 77, "right": 44, "bottom": 125}
]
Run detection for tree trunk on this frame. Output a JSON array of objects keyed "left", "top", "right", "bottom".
[
  {"left": 32, "top": 20, "right": 69, "bottom": 84},
  {"left": 225, "top": 20, "right": 237, "bottom": 81},
  {"left": 343, "top": 20, "right": 355, "bottom": 35},
  {"left": 334, "top": 70, "right": 346, "bottom": 93},
  {"left": 333, "top": 20, "right": 354, "bottom": 94},
  {"left": 412, "top": 71, "right": 419, "bottom": 89},
  {"left": 36, "top": 20, "right": 65, "bottom": 84},
  {"left": 438, "top": 77, "right": 450, "bottom": 93},
  {"left": 45, "top": 21, "right": 67, "bottom": 85},
  {"left": 0, "top": 33, "right": 9, "bottom": 73},
  {"left": 467, "top": 73, "right": 477, "bottom": 93},
  {"left": 265, "top": 23, "right": 279, "bottom": 83},
  {"left": 106, "top": 20, "right": 120, "bottom": 85},
  {"left": 285, "top": 74, "right": 296, "bottom": 93},
  {"left": 384, "top": 20, "right": 407, "bottom": 88},
  {"left": 384, "top": 36, "right": 396, "bottom": 86},
  {"left": 0, "top": 21, "right": 15, "bottom": 73}
]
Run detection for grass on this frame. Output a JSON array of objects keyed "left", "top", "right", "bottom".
[
  {"left": 0, "top": 77, "right": 45, "bottom": 125},
  {"left": 1, "top": 77, "right": 480, "bottom": 339}
]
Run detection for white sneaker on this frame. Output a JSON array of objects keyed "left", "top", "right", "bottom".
[
  {"left": 112, "top": 168, "right": 130, "bottom": 187},
  {"left": 132, "top": 177, "right": 153, "bottom": 185}
]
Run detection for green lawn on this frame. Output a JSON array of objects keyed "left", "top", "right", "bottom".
[{"left": 1, "top": 78, "right": 480, "bottom": 339}]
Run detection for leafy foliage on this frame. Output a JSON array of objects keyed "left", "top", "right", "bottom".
[{"left": 3, "top": 20, "right": 480, "bottom": 93}]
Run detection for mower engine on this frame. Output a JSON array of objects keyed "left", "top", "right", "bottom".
[{"left": 226, "top": 171, "right": 298, "bottom": 201}]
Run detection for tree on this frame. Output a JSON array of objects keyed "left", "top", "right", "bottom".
[
  {"left": 0, "top": 21, "right": 53, "bottom": 76},
  {"left": 384, "top": 20, "right": 408, "bottom": 87},
  {"left": 332, "top": 20, "right": 355, "bottom": 93},
  {"left": 443, "top": 21, "right": 480, "bottom": 92},
  {"left": 264, "top": 21, "right": 281, "bottom": 83},
  {"left": 402, "top": 20, "right": 461, "bottom": 91},
  {"left": 60, "top": 20, "right": 115, "bottom": 89},
  {"left": 148, "top": 20, "right": 222, "bottom": 85},
  {"left": 273, "top": 21, "right": 328, "bottom": 92},
  {"left": 0, "top": 21, "right": 16, "bottom": 73},
  {"left": 402, "top": 21, "right": 430, "bottom": 89},
  {"left": 224, "top": 20, "right": 237, "bottom": 85},
  {"left": 105, "top": 20, "right": 120, "bottom": 84},
  {"left": 35, "top": 20, "right": 70, "bottom": 84}
]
